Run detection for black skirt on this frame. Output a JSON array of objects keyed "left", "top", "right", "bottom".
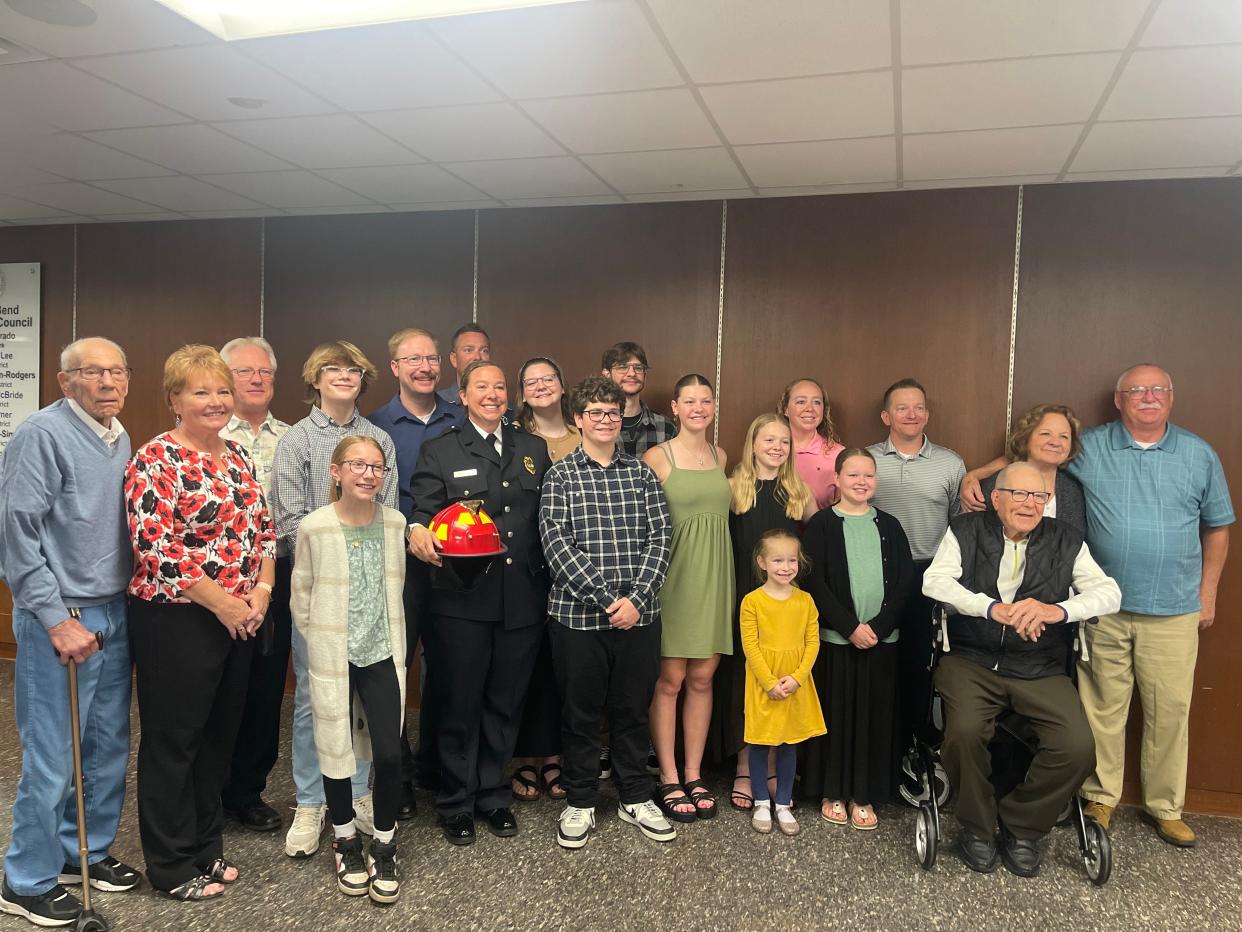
[
  {"left": 800, "top": 640, "right": 900, "bottom": 805},
  {"left": 512, "top": 625, "right": 560, "bottom": 758}
]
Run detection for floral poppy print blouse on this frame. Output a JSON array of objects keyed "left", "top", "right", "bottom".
[{"left": 125, "top": 434, "right": 276, "bottom": 603}]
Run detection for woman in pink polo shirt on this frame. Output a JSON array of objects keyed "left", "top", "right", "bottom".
[{"left": 780, "top": 378, "right": 845, "bottom": 510}]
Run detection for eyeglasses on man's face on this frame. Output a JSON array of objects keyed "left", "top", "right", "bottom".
[
  {"left": 341, "top": 460, "right": 388, "bottom": 477},
  {"left": 609, "top": 364, "right": 647, "bottom": 375},
  {"left": 231, "top": 367, "right": 274, "bottom": 381},
  {"left": 395, "top": 354, "right": 441, "bottom": 368},
  {"left": 997, "top": 488, "right": 1051, "bottom": 505},
  {"left": 64, "top": 366, "right": 132, "bottom": 382},
  {"left": 321, "top": 365, "right": 365, "bottom": 379},
  {"left": 583, "top": 409, "right": 622, "bottom": 423},
  {"left": 1118, "top": 385, "right": 1172, "bottom": 398}
]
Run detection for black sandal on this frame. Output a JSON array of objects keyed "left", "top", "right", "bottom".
[
  {"left": 655, "top": 783, "right": 698, "bottom": 824},
  {"left": 511, "top": 764, "right": 542, "bottom": 802},
  {"left": 684, "top": 779, "right": 717, "bottom": 820},
  {"left": 163, "top": 875, "right": 225, "bottom": 901},
  {"left": 204, "top": 858, "right": 238, "bottom": 884},
  {"left": 540, "top": 762, "right": 567, "bottom": 800},
  {"left": 729, "top": 775, "right": 754, "bottom": 812}
]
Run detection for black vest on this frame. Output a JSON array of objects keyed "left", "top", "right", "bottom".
[{"left": 946, "top": 512, "right": 1083, "bottom": 679}]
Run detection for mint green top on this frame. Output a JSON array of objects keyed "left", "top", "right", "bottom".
[
  {"left": 342, "top": 510, "right": 391, "bottom": 667},
  {"left": 824, "top": 507, "right": 896, "bottom": 646}
]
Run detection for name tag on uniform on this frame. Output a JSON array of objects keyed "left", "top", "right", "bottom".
[{"left": 452, "top": 468, "right": 479, "bottom": 478}]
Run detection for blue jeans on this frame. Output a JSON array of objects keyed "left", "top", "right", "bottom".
[
  {"left": 290, "top": 624, "right": 369, "bottom": 806},
  {"left": 5, "top": 598, "right": 130, "bottom": 896}
]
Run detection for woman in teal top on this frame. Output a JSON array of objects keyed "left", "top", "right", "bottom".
[
  {"left": 643, "top": 374, "right": 734, "bottom": 824},
  {"left": 800, "top": 449, "right": 914, "bottom": 832}
]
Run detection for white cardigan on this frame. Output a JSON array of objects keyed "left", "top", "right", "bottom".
[{"left": 290, "top": 503, "right": 408, "bottom": 780}]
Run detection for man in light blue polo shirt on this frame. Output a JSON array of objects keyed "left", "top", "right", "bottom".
[{"left": 961, "top": 364, "right": 1233, "bottom": 847}]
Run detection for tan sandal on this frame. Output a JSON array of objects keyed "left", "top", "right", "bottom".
[
  {"left": 820, "top": 800, "right": 848, "bottom": 825},
  {"left": 849, "top": 803, "right": 878, "bottom": 831}
]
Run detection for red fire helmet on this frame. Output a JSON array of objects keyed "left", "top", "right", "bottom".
[{"left": 427, "top": 500, "right": 507, "bottom": 558}]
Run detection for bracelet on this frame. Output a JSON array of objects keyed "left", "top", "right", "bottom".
[{"left": 256, "top": 581, "right": 274, "bottom": 594}]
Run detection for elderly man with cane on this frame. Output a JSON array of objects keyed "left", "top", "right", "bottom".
[{"left": 0, "top": 338, "right": 140, "bottom": 928}]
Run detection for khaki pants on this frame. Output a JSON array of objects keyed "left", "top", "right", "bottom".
[{"left": 1078, "top": 611, "right": 1199, "bottom": 819}]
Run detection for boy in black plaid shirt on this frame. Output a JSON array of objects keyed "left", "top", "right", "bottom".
[{"left": 539, "top": 376, "right": 674, "bottom": 849}]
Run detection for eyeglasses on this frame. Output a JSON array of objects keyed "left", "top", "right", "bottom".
[
  {"left": 1119, "top": 385, "right": 1172, "bottom": 398},
  {"left": 321, "top": 365, "right": 365, "bottom": 379},
  {"left": 231, "top": 367, "right": 274, "bottom": 381},
  {"left": 341, "top": 460, "right": 388, "bottom": 477},
  {"left": 394, "top": 354, "right": 441, "bottom": 367},
  {"left": 583, "top": 409, "right": 622, "bottom": 423},
  {"left": 997, "top": 488, "right": 1052, "bottom": 505},
  {"left": 522, "top": 375, "right": 559, "bottom": 389},
  {"left": 610, "top": 364, "right": 647, "bottom": 374},
  {"left": 64, "top": 366, "right": 131, "bottom": 382}
]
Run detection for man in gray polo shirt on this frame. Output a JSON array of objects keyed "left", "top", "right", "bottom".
[{"left": 867, "top": 378, "right": 966, "bottom": 778}]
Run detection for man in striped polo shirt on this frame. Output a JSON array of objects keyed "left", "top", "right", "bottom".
[{"left": 867, "top": 378, "right": 966, "bottom": 777}]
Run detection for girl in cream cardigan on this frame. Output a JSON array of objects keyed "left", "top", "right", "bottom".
[{"left": 290, "top": 435, "right": 407, "bottom": 904}]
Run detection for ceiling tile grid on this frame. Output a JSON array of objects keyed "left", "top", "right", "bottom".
[{"left": 0, "top": 0, "right": 1237, "bottom": 224}]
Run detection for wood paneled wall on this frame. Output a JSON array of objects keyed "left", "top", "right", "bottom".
[{"left": 1, "top": 178, "right": 1239, "bottom": 811}]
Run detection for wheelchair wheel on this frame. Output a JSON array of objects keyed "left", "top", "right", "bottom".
[
  {"left": 915, "top": 803, "right": 938, "bottom": 870},
  {"left": 1082, "top": 819, "right": 1112, "bottom": 886}
]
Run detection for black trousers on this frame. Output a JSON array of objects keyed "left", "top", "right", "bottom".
[
  {"left": 550, "top": 621, "right": 661, "bottom": 809},
  {"left": 222, "top": 555, "right": 292, "bottom": 811},
  {"left": 322, "top": 659, "right": 403, "bottom": 835},
  {"left": 898, "top": 559, "right": 936, "bottom": 751},
  {"left": 431, "top": 615, "right": 542, "bottom": 817},
  {"left": 513, "top": 625, "right": 561, "bottom": 758},
  {"left": 129, "top": 598, "right": 253, "bottom": 891},
  {"left": 400, "top": 557, "right": 440, "bottom": 788},
  {"left": 936, "top": 654, "right": 1095, "bottom": 840}
]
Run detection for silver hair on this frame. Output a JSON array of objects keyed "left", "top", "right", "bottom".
[
  {"left": 60, "top": 337, "right": 127, "bottom": 372},
  {"left": 1115, "top": 363, "right": 1172, "bottom": 393},
  {"left": 995, "top": 461, "right": 1046, "bottom": 492},
  {"left": 220, "top": 336, "right": 277, "bottom": 370}
]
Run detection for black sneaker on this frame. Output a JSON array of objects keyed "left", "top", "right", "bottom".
[
  {"left": 58, "top": 856, "right": 141, "bottom": 892},
  {"left": 332, "top": 836, "right": 369, "bottom": 897},
  {"left": 367, "top": 840, "right": 399, "bottom": 905},
  {"left": 0, "top": 877, "right": 83, "bottom": 927}
]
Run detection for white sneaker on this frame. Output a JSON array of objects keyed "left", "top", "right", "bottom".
[
  {"left": 617, "top": 800, "right": 677, "bottom": 843},
  {"left": 353, "top": 794, "right": 375, "bottom": 836},
  {"left": 285, "top": 805, "right": 326, "bottom": 858},
  {"left": 557, "top": 806, "right": 596, "bottom": 849}
]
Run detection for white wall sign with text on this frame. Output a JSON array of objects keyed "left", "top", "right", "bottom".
[{"left": 0, "top": 263, "right": 41, "bottom": 459}]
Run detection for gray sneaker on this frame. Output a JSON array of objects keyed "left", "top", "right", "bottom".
[
  {"left": 618, "top": 799, "right": 677, "bottom": 843},
  {"left": 285, "top": 805, "right": 326, "bottom": 858},
  {"left": 353, "top": 793, "right": 375, "bottom": 836},
  {"left": 556, "top": 806, "right": 596, "bottom": 849}
]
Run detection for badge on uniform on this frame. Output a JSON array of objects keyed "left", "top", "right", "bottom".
[{"left": 523, "top": 455, "right": 536, "bottom": 475}]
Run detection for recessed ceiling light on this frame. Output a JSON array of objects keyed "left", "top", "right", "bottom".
[
  {"left": 5, "top": 0, "right": 96, "bottom": 27},
  {"left": 150, "top": 0, "right": 586, "bottom": 40}
]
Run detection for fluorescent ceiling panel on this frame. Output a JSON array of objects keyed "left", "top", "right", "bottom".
[{"left": 152, "top": 0, "right": 584, "bottom": 40}]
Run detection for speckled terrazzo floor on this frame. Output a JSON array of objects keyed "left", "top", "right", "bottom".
[{"left": 1, "top": 661, "right": 1240, "bottom": 932}]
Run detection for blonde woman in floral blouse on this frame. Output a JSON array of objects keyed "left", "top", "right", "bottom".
[{"left": 124, "top": 344, "right": 275, "bottom": 902}]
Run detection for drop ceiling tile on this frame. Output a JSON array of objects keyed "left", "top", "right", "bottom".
[
  {"left": 281, "top": 206, "right": 396, "bottom": 216},
  {"left": 504, "top": 195, "right": 626, "bottom": 207},
  {"left": 0, "top": 61, "right": 184, "bottom": 131},
  {"left": 197, "top": 171, "right": 373, "bottom": 208},
  {"left": 317, "top": 165, "right": 486, "bottom": 203},
  {"left": 212, "top": 115, "right": 421, "bottom": 168},
  {"left": 1064, "top": 166, "right": 1233, "bottom": 182},
  {"left": 431, "top": 0, "right": 680, "bottom": 98},
  {"left": 627, "top": 188, "right": 754, "bottom": 202},
  {"left": 582, "top": 148, "right": 747, "bottom": 194},
  {"left": 0, "top": 0, "right": 211, "bottom": 57},
  {"left": 7, "top": 182, "right": 161, "bottom": 215},
  {"left": 184, "top": 209, "right": 281, "bottom": 218},
  {"left": 95, "top": 177, "right": 264, "bottom": 212},
  {"left": 8, "top": 135, "right": 175, "bottom": 181},
  {"left": 1071, "top": 117, "right": 1242, "bottom": 171},
  {"left": 445, "top": 157, "right": 612, "bottom": 200},
  {"left": 1142, "top": 0, "right": 1242, "bottom": 46},
  {"left": 647, "top": 0, "right": 890, "bottom": 83},
  {"left": 85, "top": 125, "right": 292, "bottom": 174},
  {"left": 386, "top": 201, "right": 500, "bottom": 213},
  {"left": 1103, "top": 46, "right": 1242, "bottom": 121},
  {"left": 5, "top": 216, "right": 83, "bottom": 226},
  {"left": 97, "top": 212, "right": 187, "bottom": 223},
  {"left": 903, "top": 175, "right": 1057, "bottom": 190},
  {"left": 238, "top": 22, "right": 499, "bottom": 111},
  {"left": 521, "top": 89, "right": 719, "bottom": 154},
  {"left": 904, "top": 125, "right": 1083, "bottom": 180},
  {"left": 0, "top": 158, "right": 66, "bottom": 191},
  {"left": 702, "top": 72, "right": 893, "bottom": 145},
  {"left": 75, "top": 45, "right": 334, "bottom": 123},
  {"left": 0, "top": 194, "right": 69, "bottom": 221},
  {"left": 362, "top": 104, "right": 563, "bottom": 162},
  {"left": 902, "top": 0, "right": 1148, "bottom": 65},
  {"left": 756, "top": 182, "right": 899, "bottom": 197},
  {"left": 733, "top": 137, "right": 897, "bottom": 188},
  {"left": 903, "top": 54, "right": 1120, "bottom": 133}
]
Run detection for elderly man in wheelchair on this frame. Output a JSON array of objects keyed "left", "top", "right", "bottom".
[{"left": 922, "top": 462, "right": 1121, "bottom": 877}]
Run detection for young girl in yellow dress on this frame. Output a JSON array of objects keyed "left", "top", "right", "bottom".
[{"left": 740, "top": 529, "right": 826, "bottom": 836}]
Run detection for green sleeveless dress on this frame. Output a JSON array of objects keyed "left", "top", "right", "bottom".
[{"left": 657, "top": 444, "right": 735, "bottom": 658}]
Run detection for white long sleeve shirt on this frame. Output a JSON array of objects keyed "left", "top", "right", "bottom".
[{"left": 922, "top": 527, "right": 1121, "bottom": 622}]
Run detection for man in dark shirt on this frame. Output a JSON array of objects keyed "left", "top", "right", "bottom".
[{"left": 601, "top": 342, "right": 675, "bottom": 458}]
